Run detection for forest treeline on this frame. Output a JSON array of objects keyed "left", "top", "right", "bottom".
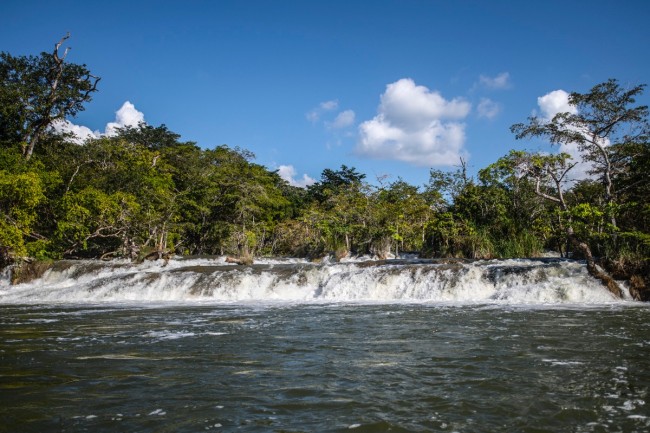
[{"left": 1, "top": 36, "right": 649, "bottom": 299}]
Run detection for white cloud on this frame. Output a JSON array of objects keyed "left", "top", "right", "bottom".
[
  {"left": 104, "top": 101, "right": 145, "bottom": 136},
  {"left": 51, "top": 119, "right": 99, "bottom": 144},
  {"left": 51, "top": 101, "right": 146, "bottom": 143},
  {"left": 479, "top": 72, "right": 511, "bottom": 89},
  {"left": 320, "top": 100, "right": 338, "bottom": 111},
  {"left": 537, "top": 89, "right": 578, "bottom": 121},
  {"left": 328, "top": 109, "right": 356, "bottom": 129},
  {"left": 356, "top": 78, "right": 470, "bottom": 167},
  {"left": 535, "top": 89, "right": 601, "bottom": 181},
  {"left": 278, "top": 165, "right": 316, "bottom": 188},
  {"left": 307, "top": 99, "right": 339, "bottom": 122},
  {"left": 477, "top": 98, "right": 501, "bottom": 119}
]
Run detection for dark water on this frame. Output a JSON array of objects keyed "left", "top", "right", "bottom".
[{"left": 1, "top": 304, "right": 649, "bottom": 432}]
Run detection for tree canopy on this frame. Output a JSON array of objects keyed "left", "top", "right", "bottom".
[{"left": 0, "top": 33, "right": 100, "bottom": 159}]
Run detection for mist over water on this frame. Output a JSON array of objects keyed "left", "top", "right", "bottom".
[{"left": 1, "top": 258, "right": 648, "bottom": 432}]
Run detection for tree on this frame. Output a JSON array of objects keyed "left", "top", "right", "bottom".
[
  {"left": 511, "top": 79, "right": 649, "bottom": 229},
  {"left": 178, "top": 145, "right": 290, "bottom": 259},
  {"left": 54, "top": 187, "right": 139, "bottom": 258},
  {"left": 0, "top": 170, "right": 45, "bottom": 262},
  {"left": 477, "top": 153, "right": 553, "bottom": 257},
  {"left": 0, "top": 33, "right": 100, "bottom": 159},
  {"left": 370, "top": 179, "right": 432, "bottom": 258},
  {"left": 113, "top": 122, "right": 191, "bottom": 151},
  {"left": 306, "top": 165, "right": 366, "bottom": 203},
  {"left": 509, "top": 77, "right": 650, "bottom": 297}
]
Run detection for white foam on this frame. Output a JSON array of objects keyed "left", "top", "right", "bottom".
[
  {"left": 145, "top": 331, "right": 196, "bottom": 341},
  {"left": 542, "top": 359, "right": 585, "bottom": 366},
  {"left": 148, "top": 409, "right": 166, "bottom": 416},
  {"left": 0, "top": 258, "right": 626, "bottom": 305}
]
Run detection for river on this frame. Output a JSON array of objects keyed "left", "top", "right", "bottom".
[{"left": 1, "top": 258, "right": 648, "bottom": 432}]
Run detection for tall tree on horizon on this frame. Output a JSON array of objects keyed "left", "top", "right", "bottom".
[{"left": 0, "top": 33, "right": 100, "bottom": 160}]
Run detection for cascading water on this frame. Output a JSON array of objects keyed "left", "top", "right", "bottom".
[{"left": 0, "top": 257, "right": 623, "bottom": 304}]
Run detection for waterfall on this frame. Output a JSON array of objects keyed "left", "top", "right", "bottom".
[{"left": 0, "top": 257, "right": 623, "bottom": 304}]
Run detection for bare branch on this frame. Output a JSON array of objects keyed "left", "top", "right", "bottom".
[{"left": 53, "top": 32, "right": 71, "bottom": 64}]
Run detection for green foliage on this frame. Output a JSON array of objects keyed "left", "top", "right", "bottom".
[
  {"left": 307, "top": 164, "right": 366, "bottom": 203},
  {"left": 0, "top": 34, "right": 99, "bottom": 159},
  {"left": 0, "top": 41, "right": 647, "bottom": 275},
  {"left": 0, "top": 170, "right": 45, "bottom": 257},
  {"left": 495, "top": 231, "right": 544, "bottom": 258},
  {"left": 54, "top": 187, "right": 139, "bottom": 257},
  {"left": 25, "top": 239, "right": 55, "bottom": 260},
  {"left": 113, "top": 123, "right": 192, "bottom": 150},
  {"left": 0, "top": 219, "right": 27, "bottom": 258},
  {"left": 511, "top": 79, "right": 650, "bottom": 273}
]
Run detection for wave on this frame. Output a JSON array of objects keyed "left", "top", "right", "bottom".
[{"left": 0, "top": 257, "right": 624, "bottom": 305}]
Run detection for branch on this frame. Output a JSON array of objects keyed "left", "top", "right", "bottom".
[
  {"left": 65, "top": 159, "right": 96, "bottom": 194},
  {"left": 50, "top": 33, "right": 71, "bottom": 94},
  {"left": 2, "top": 214, "right": 48, "bottom": 241},
  {"left": 534, "top": 177, "right": 562, "bottom": 205},
  {"left": 53, "top": 32, "right": 71, "bottom": 64},
  {"left": 63, "top": 73, "right": 101, "bottom": 112}
]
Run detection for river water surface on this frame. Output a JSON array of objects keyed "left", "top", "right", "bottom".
[
  {"left": 1, "top": 304, "right": 649, "bottom": 432},
  {"left": 1, "top": 258, "right": 649, "bottom": 432}
]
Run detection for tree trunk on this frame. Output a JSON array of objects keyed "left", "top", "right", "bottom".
[
  {"left": 23, "top": 126, "right": 43, "bottom": 161},
  {"left": 567, "top": 228, "right": 622, "bottom": 298}
]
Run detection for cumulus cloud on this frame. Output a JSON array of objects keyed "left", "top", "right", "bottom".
[
  {"left": 306, "top": 100, "right": 339, "bottom": 123},
  {"left": 479, "top": 72, "right": 511, "bottom": 89},
  {"left": 537, "top": 89, "right": 578, "bottom": 120},
  {"left": 356, "top": 78, "right": 471, "bottom": 167},
  {"left": 104, "top": 101, "right": 145, "bottom": 136},
  {"left": 328, "top": 109, "right": 356, "bottom": 129},
  {"left": 51, "top": 119, "right": 99, "bottom": 144},
  {"left": 51, "top": 101, "right": 146, "bottom": 143},
  {"left": 535, "top": 89, "right": 601, "bottom": 181},
  {"left": 278, "top": 165, "right": 316, "bottom": 188},
  {"left": 477, "top": 98, "right": 501, "bottom": 119}
]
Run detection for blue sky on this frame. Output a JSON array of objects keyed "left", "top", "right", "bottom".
[{"left": 2, "top": 0, "right": 649, "bottom": 187}]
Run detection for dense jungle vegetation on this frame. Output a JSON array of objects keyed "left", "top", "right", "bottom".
[{"left": 1, "top": 36, "right": 649, "bottom": 299}]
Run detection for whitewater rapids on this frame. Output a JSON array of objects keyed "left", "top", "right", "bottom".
[{"left": 0, "top": 257, "right": 624, "bottom": 304}]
